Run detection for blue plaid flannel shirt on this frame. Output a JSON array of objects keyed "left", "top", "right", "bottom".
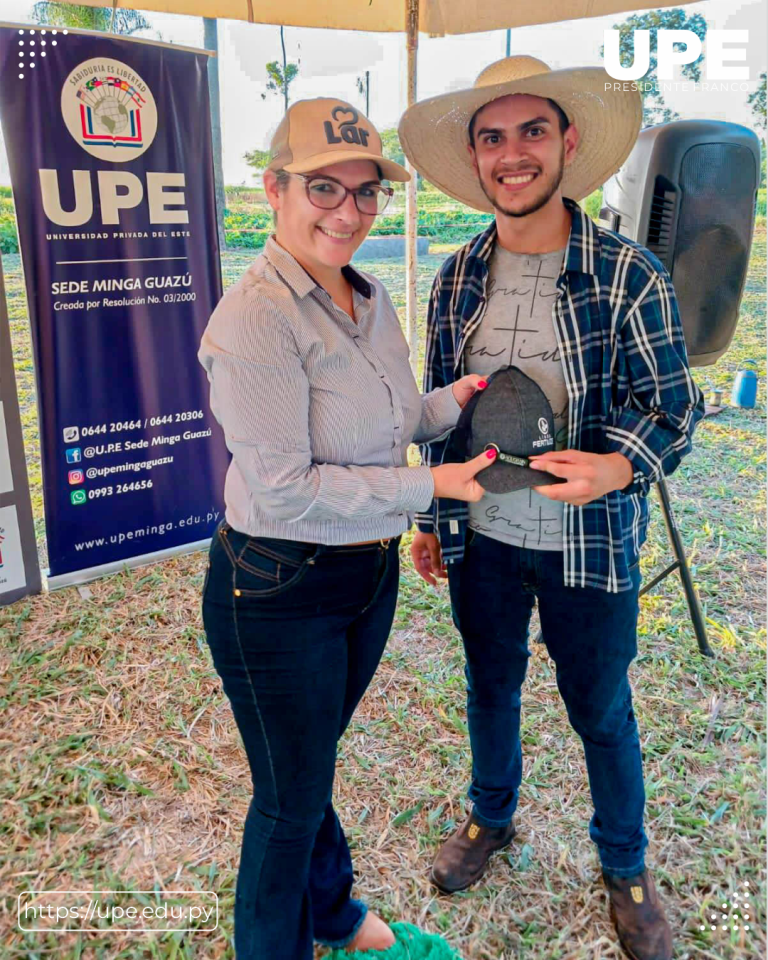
[{"left": 416, "top": 198, "right": 705, "bottom": 593}]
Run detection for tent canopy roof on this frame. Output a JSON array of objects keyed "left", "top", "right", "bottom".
[{"left": 56, "top": 0, "right": 703, "bottom": 34}]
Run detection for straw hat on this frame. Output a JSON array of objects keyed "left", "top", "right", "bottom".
[
  {"left": 398, "top": 56, "right": 642, "bottom": 211},
  {"left": 268, "top": 98, "right": 410, "bottom": 182}
]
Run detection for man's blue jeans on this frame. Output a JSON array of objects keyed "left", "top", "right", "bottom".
[
  {"left": 202, "top": 522, "right": 400, "bottom": 960},
  {"left": 447, "top": 529, "right": 648, "bottom": 877}
]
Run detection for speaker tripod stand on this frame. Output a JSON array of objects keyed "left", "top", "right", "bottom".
[{"left": 532, "top": 478, "right": 714, "bottom": 657}]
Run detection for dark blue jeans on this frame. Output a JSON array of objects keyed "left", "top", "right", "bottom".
[
  {"left": 202, "top": 521, "right": 400, "bottom": 959},
  {"left": 447, "top": 529, "right": 648, "bottom": 877}
]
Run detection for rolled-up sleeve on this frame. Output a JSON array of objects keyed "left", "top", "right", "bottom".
[
  {"left": 415, "top": 271, "right": 449, "bottom": 532},
  {"left": 374, "top": 278, "right": 460, "bottom": 444},
  {"left": 604, "top": 266, "right": 704, "bottom": 496},
  {"left": 414, "top": 384, "right": 461, "bottom": 443},
  {"left": 199, "top": 299, "right": 435, "bottom": 523}
]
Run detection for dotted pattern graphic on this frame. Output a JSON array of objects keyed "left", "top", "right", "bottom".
[
  {"left": 699, "top": 881, "right": 754, "bottom": 933},
  {"left": 16, "top": 27, "right": 67, "bottom": 80}
]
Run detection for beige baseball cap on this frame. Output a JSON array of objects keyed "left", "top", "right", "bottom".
[{"left": 268, "top": 98, "right": 410, "bottom": 182}]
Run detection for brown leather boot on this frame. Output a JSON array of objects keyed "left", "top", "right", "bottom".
[
  {"left": 602, "top": 869, "right": 673, "bottom": 960},
  {"left": 430, "top": 812, "right": 516, "bottom": 893}
]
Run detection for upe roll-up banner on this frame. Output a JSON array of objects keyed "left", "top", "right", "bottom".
[{"left": 0, "top": 25, "right": 229, "bottom": 586}]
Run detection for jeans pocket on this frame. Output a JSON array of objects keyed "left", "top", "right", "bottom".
[
  {"left": 227, "top": 532, "right": 317, "bottom": 598},
  {"left": 239, "top": 536, "right": 315, "bottom": 572}
]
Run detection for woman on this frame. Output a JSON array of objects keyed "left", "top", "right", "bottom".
[{"left": 198, "top": 98, "right": 496, "bottom": 960}]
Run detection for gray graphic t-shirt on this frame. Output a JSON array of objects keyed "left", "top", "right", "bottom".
[{"left": 465, "top": 244, "right": 568, "bottom": 551}]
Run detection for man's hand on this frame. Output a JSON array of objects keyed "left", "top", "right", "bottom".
[
  {"left": 529, "top": 450, "right": 634, "bottom": 506},
  {"left": 411, "top": 531, "right": 447, "bottom": 586},
  {"left": 451, "top": 374, "right": 488, "bottom": 409}
]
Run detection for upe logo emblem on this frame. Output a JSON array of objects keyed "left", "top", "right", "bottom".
[
  {"left": 538, "top": 418, "right": 549, "bottom": 436},
  {"left": 61, "top": 59, "right": 158, "bottom": 161},
  {"left": 324, "top": 106, "right": 371, "bottom": 147}
]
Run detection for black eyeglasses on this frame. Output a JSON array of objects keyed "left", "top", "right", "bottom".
[{"left": 290, "top": 173, "right": 394, "bottom": 216}]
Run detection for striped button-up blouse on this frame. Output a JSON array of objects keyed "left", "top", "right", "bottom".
[{"left": 198, "top": 236, "right": 461, "bottom": 544}]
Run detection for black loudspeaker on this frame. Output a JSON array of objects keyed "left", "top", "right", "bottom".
[{"left": 599, "top": 120, "right": 761, "bottom": 367}]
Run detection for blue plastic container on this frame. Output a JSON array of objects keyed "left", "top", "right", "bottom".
[{"left": 731, "top": 360, "right": 758, "bottom": 409}]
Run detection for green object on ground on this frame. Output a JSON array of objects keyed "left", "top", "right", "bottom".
[{"left": 326, "top": 921, "right": 463, "bottom": 960}]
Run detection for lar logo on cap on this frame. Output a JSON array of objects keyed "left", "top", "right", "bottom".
[
  {"left": 323, "top": 106, "right": 371, "bottom": 147},
  {"left": 267, "top": 98, "right": 411, "bottom": 183},
  {"left": 450, "top": 366, "right": 567, "bottom": 494}
]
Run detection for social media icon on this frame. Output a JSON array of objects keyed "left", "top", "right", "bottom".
[
  {"left": 68, "top": 469, "right": 84, "bottom": 485},
  {"left": 71, "top": 490, "right": 86, "bottom": 505},
  {"left": 66, "top": 447, "right": 82, "bottom": 464},
  {"left": 63, "top": 426, "right": 80, "bottom": 443}
]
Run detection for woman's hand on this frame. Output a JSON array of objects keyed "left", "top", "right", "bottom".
[
  {"left": 430, "top": 448, "right": 496, "bottom": 502},
  {"left": 451, "top": 374, "right": 488, "bottom": 409}
]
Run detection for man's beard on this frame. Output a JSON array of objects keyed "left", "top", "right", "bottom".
[{"left": 480, "top": 148, "right": 565, "bottom": 219}]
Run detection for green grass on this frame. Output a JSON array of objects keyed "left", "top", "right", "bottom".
[
  {"left": 2, "top": 185, "right": 763, "bottom": 253},
  {"left": 0, "top": 211, "right": 765, "bottom": 959}
]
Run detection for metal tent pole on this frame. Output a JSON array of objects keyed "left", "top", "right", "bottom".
[
  {"left": 0, "top": 253, "right": 42, "bottom": 604},
  {"left": 405, "top": 0, "right": 419, "bottom": 373}
]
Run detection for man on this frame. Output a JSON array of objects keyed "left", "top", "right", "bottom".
[{"left": 398, "top": 56, "right": 704, "bottom": 960}]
